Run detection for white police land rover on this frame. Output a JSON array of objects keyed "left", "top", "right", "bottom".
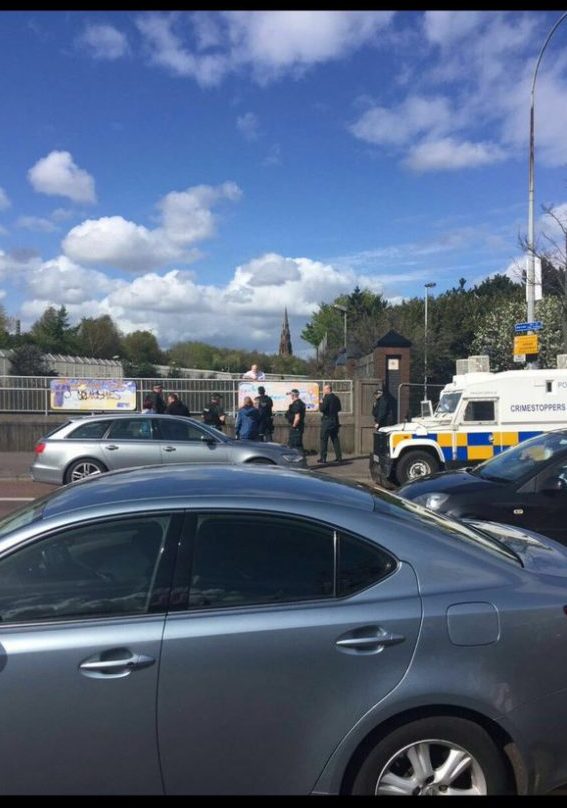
[{"left": 371, "top": 367, "right": 567, "bottom": 486}]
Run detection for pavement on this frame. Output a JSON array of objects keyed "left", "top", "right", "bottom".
[{"left": 0, "top": 451, "right": 375, "bottom": 485}]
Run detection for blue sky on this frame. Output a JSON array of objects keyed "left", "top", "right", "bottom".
[{"left": 1, "top": 10, "right": 567, "bottom": 357}]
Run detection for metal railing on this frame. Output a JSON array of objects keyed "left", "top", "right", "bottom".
[{"left": 0, "top": 376, "right": 353, "bottom": 416}]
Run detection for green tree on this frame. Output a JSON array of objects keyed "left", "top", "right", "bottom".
[
  {"left": 76, "top": 315, "right": 122, "bottom": 358},
  {"left": 121, "top": 330, "right": 164, "bottom": 366},
  {"left": 30, "top": 305, "right": 79, "bottom": 354},
  {"left": 9, "top": 344, "right": 57, "bottom": 376}
]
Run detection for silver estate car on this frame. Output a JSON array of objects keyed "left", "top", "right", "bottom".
[
  {"left": 31, "top": 413, "right": 306, "bottom": 484},
  {"left": 2, "top": 463, "right": 567, "bottom": 795}
]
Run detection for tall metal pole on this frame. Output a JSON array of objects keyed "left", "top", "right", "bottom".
[
  {"left": 527, "top": 13, "right": 567, "bottom": 336},
  {"left": 424, "top": 282, "right": 436, "bottom": 401}
]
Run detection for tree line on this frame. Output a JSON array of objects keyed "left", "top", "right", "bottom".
[{"left": 0, "top": 306, "right": 313, "bottom": 377}]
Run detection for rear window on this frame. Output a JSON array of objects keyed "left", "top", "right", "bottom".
[
  {"left": 0, "top": 497, "right": 48, "bottom": 539},
  {"left": 68, "top": 420, "right": 113, "bottom": 439},
  {"left": 41, "top": 420, "right": 71, "bottom": 439}
]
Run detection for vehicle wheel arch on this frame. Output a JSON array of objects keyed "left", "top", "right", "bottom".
[
  {"left": 395, "top": 446, "right": 444, "bottom": 484},
  {"left": 339, "top": 704, "right": 523, "bottom": 795},
  {"left": 63, "top": 456, "right": 108, "bottom": 484},
  {"left": 245, "top": 456, "right": 275, "bottom": 464}
]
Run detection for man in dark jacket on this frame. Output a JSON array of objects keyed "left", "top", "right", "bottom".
[
  {"left": 373, "top": 388, "right": 394, "bottom": 428},
  {"left": 256, "top": 385, "right": 274, "bottom": 442},
  {"left": 286, "top": 388, "right": 306, "bottom": 452},
  {"left": 202, "top": 393, "right": 226, "bottom": 430},
  {"left": 165, "top": 392, "right": 189, "bottom": 416},
  {"left": 318, "top": 383, "right": 342, "bottom": 464},
  {"left": 148, "top": 383, "right": 166, "bottom": 414}
]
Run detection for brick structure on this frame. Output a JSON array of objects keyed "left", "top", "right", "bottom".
[{"left": 372, "top": 330, "right": 412, "bottom": 422}]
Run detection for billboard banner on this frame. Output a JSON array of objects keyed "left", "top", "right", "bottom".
[
  {"left": 238, "top": 381, "right": 320, "bottom": 413},
  {"left": 50, "top": 378, "right": 137, "bottom": 411}
]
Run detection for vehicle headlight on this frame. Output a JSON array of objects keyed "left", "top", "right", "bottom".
[
  {"left": 413, "top": 492, "right": 450, "bottom": 511},
  {"left": 282, "top": 453, "right": 304, "bottom": 462}
]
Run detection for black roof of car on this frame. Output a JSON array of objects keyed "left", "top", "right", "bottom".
[{"left": 42, "top": 464, "right": 376, "bottom": 518}]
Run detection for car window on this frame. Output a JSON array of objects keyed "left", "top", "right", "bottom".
[
  {"left": 472, "top": 431, "right": 567, "bottom": 484},
  {"left": 68, "top": 420, "right": 113, "bottom": 439},
  {"left": 338, "top": 532, "right": 396, "bottom": 596},
  {"left": 159, "top": 419, "right": 208, "bottom": 442},
  {"left": 463, "top": 400, "right": 495, "bottom": 422},
  {"left": 189, "top": 514, "right": 334, "bottom": 608},
  {"left": 107, "top": 418, "right": 153, "bottom": 440},
  {"left": 0, "top": 516, "right": 169, "bottom": 623}
]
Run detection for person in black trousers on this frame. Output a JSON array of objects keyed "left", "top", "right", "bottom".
[
  {"left": 318, "top": 383, "right": 342, "bottom": 464},
  {"left": 286, "top": 388, "right": 306, "bottom": 453},
  {"left": 256, "top": 385, "right": 274, "bottom": 442}
]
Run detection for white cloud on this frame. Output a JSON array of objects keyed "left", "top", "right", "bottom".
[
  {"left": 0, "top": 187, "right": 11, "bottom": 211},
  {"left": 404, "top": 138, "right": 506, "bottom": 172},
  {"left": 79, "top": 23, "right": 129, "bottom": 60},
  {"left": 350, "top": 95, "right": 454, "bottom": 147},
  {"left": 28, "top": 151, "right": 97, "bottom": 204},
  {"left": 236, "top": 112, "right": 260, "bottom": 141},
  {"left": 423, "top": 11, "right": 485, "bottom": 47},
  {"left": 15, "top": 216, "right": 58, "bottom": 233},
  {"left": 14, "top": 250, "right": 387, "bottom": 350},
  {"left": 136, "top": 11, "right": 395, "bottom": 87},
  {"left": 62, "top": 181, "right": 242, "bottom": 272},
  {"left": 27, "top": 255, "right": 118, "bottom": 304}
]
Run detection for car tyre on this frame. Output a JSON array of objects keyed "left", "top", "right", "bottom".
[
  {"left": 396, "top": 450, "right": 439, "bottom": 484},
  {"left": 64, "top": 458, "right": 108, "bottom": 484},
  {"left": 350, "top": 716, "right": 510, "bottom": 796}
]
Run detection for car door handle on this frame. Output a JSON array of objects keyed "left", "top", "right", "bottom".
[
  {"left": 79, "top": 651, "right": 155, "bottom": 679},
  {"left": 104, "top": 444, "right": 119, "bottom": 450},
  {"left": 336, "top": 627, "right": 405, "bottom": 653},
  {"left": 163, "top": 446, "right": 176, "bottom": 452}
]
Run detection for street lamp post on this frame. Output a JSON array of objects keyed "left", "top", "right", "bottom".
[
  {"left": 424, "top": 282, "right": 436, "bottom": 403},
  {"left": 527, "top": 12, "right": 567, "bottom": 365},
  {"left": 332, "top": 304, "right": 348, "bottom": 351}
]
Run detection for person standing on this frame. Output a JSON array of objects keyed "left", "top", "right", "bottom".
[
  {"left": 256, "top": 385, "right": 274, "bottom": 442},
  {"left": 148, "top": 383, "right": 166, "bottom": 414},
  {"left": 242, "top": 363, "right": 266, "bottom": 381},
  {"left": 373, "top": 388, "right": 393, "bottom": 428},
  {"left": 165, "top": 392, "right": 189, "bottom": 416},
  {"left": 235, "top": 396, "right": 261, "bottom": 440},
  {"left": 318, "top": 383, "right": 342, "bottom": 464},
  {"left": 286, "top": 388, "right": 306, "bottom": 452},
  {"left": 202, "top": 393, "right": 226, "bottom": 430},
  {"left": 142, "top": 396, "right": 156, "bottom": 414}
]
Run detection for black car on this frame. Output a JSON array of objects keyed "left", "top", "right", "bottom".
[{"left": 398, "top": 429, "right": 567, "bottom": 545}]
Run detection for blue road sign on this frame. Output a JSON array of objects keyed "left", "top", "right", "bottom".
[{"left": 515, "top": 321, "right": 543, "bottom": 333}]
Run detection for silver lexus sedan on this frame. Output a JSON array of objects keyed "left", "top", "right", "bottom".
[
  {"left": 31, "top": 413, "right": 306, "bottom": 484},
  {"left": 1, "top": 463, "right": 567, "bottom": 795}
]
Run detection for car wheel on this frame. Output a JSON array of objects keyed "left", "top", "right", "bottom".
[
  {"left": 64, "top": 458, "right": 108, "bottom": 484},
  {"left": 247, "top": 457, "right": 275, "bottom": 464},
  {"left": 396, "top": 451, "right": 439, "bottom": 484},
  {"left": 350, "top": 716, "right": 510, "bottom": 796}
]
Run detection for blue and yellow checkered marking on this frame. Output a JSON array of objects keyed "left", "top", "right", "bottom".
[{"left": 391, "top": 429, "right": 543, "bottom": 463}]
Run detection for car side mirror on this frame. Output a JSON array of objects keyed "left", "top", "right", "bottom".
[
  {"left": 200, "top": 434, "right": 215, "bottom": 444},
  {"left": 541, "top": 476, "right": 567, "bottom": 494}
]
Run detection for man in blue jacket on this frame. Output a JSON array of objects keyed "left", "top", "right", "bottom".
[{"left": 235, "top": 396, "right": 260, "bottom": 440}]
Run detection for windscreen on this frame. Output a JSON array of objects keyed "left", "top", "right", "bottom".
[
  {"left": 472, "top": 430, "right": 567, "bottom": 483},
  {"left": 434, "top": 392, "right": 461, "bottom": 415}
]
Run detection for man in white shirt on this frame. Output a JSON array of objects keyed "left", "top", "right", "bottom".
[{"left": 242, "top": 363, "right": 266, "bottom": 381}]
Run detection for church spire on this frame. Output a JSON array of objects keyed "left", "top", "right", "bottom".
[{"left": 278, "top": 307, "right": 293, "bottom": 356}]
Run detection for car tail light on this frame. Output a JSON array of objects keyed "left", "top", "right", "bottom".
[{"left": 34, "top": 442, "right": 46, "bottom": 454}]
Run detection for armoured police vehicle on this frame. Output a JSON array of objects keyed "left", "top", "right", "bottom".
[{"left": 371, "top": 367, "right": 567, "bottom": 486}]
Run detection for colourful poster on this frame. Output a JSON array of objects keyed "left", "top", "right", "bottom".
[
  {"left": 50, "top": 378, "right": 137, "bottom": 411},
  {"left": 238, "top": 381, "right": 320, "bottom": 412}
]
